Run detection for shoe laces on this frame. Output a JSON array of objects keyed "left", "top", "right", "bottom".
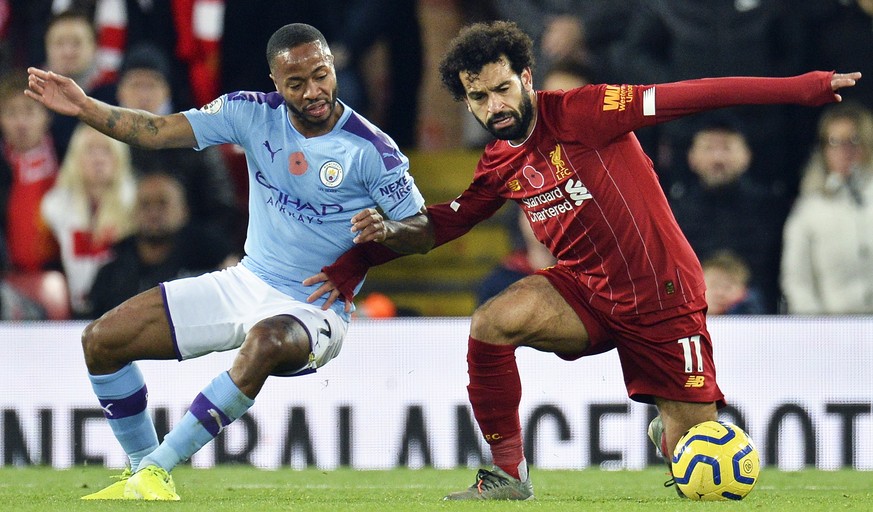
[
  {"left": 664, "top": 473, "right": 688, "bottom": 498},
  {"left": 112, "top": 468, "right": 133, "bottom": 481},
  {"left": 474, "top": 469, "right": 513, "bottom": 493},
  {"left": 146, "top": 465, "right": 172, "bottom": 483}
]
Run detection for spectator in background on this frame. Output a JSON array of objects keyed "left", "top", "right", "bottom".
[
  {"left": 494, "top": 2, "right": 585, "bottom": 86},
  {"left": 116, "top": 42, "right": 241, "bottom": 243},
  {"left": 92, "top": 0, "right": 199, "bottom": 110},
  {"left": 491, "top": 0, "right": 633, "bottom": 84},
  {"left": 40, "top": 123, "right": 135, "bottom": 318},
  {"left": 613, "top": 1, "right": 807, "bottom": 193},
  {"left": 88, "top": 172, "right": 236, "bottom": 317},
  {"left": 781, "top": 102, "right": 873, "bottom": 314},
  {"left": 540, "top": 57, "right": 593, "bottom": 91},
  {"left": 43, "top": 10, "right": 114, "bottom": 156},
  {"left": 668, "top": 115, "right": 787, "bottom": 313},
  {"left": 0, "top": 69, "right": 59, "bottom": 272},
  {"left": 702, "top": 250, "right": 766, "bottom": 315},
  {"left": 44, "top": 10, "right": 104, "bottom": 94}
]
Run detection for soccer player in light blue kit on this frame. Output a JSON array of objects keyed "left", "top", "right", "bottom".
[{"left": 25, "top": 23, "right": 430, "bottom": 500}]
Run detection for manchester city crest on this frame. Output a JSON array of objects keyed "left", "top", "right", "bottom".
[{"left": 319, "top": 161, "right": 344, "bottom": 188}]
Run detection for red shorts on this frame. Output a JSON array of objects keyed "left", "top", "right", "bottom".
[{"left": 539, "top": 266, "right": 725, "bottom": 408}]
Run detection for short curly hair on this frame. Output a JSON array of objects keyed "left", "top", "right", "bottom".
[
  {"left": 438, "top": 21, "right": 534, "bottom": 101},
  {"left": 266, "top": 23, "right": 329, "bottom": 71}
]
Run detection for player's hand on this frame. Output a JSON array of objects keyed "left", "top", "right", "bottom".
[
  {"left": 303, "top": 272, "right": 352, "bottom": 312},
  {"left": 350, "top": 208, "right": 387, "bottom": 244},
  {"left": 831, "top": 72, "right": 862, "bottom": 102},
  {"left": 25, "top": 67, "right": 88, "bottom": 117}
]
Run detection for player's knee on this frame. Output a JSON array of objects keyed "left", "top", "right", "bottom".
[
  {"left": 245, "top": 316, "right": 311, "bottom": 372},
  {"left": 470, "top": 300, "right": 525, "bottom": 344},
  {"left": 81, "top": 317, "right": 116, "bottom": 371}
]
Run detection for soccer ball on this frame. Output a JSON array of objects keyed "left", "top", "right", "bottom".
[{"left": 671, "top": 420, "right": 760, "bottom": 501}]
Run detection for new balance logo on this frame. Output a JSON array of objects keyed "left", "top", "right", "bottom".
[
  {"left": 207, "top": 408, "right": 225, "bottom": 434},
  {"left": 684, "top": 375, "right": 706, "bottom": 388}
]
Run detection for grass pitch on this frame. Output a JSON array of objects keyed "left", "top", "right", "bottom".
[{"left": 0, "top": 466, "right": 870, "bottom": 511}]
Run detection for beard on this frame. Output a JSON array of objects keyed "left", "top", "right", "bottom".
[
  {"left": 287, "top": 85, "right": 340, "bottom": 127},
  {"left": 480, "top": 93, "right": 534, "bottom": 141}
]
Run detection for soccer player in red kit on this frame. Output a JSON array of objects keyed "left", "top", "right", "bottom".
[{"left": 304, "top": 21, "right": 861, "bottom": 500}]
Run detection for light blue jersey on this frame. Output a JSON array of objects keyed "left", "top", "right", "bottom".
[{"left": 183, "top": 92, "right": 425, "bottom": 320}]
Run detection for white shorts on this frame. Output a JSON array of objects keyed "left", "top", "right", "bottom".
[{"left": 160, "top": 264, "right": 347, "bottom": 375}]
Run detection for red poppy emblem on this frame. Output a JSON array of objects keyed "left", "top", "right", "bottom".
[{"left": 289, "top": 152, "right": 308, "bottom": 175}]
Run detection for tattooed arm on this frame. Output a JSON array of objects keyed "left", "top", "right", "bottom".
[{"left": 25, "top": 67, "right": 196, "bottom": 149}]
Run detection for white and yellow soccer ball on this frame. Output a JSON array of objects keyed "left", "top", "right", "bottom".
[{"left": 671, "top": 420, "right": 760, "bottom": 500}]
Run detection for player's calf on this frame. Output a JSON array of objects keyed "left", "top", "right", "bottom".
[{"left": 648, "top": 415, "right": 686, "bottom": 498}]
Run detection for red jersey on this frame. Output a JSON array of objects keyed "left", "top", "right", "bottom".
[
  {"left": 3, "top": 136, "right": 59, "bottom": 271},
  {"left": 459, "top": 88, "right": 703, "bottom": 315},
  {"left": 323, "top": 72, "right": 838, "bottom": 310}
]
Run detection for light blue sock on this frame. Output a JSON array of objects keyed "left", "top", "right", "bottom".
[
  {"left": 139, "top": 371, "right": 254, "bottom": 472},
  {"left": 88, "top": 363, "right": 159, "bottom": 470}
]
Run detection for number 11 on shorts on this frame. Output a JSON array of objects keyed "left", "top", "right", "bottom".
[{"left": 677, "top": 335, "right": 704, "bottom": 373}]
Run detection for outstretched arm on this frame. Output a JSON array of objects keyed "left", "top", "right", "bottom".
[
  {"left": 25, "top": 67, "right": 196, "bottom": 149},
  {"left": 653, "top": 71, "right": 861, "bottom": 121}
]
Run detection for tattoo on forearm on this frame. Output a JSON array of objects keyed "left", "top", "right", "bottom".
[
  {"left": 106, "top": 110, "right": 121, "bottom": 129},
  {"left": 104, "top": 108, "right": 159, "bottom": 146}
]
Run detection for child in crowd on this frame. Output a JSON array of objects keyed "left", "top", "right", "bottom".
[{"left": 702, "top": 250, "right": 766, "bottom": 315}]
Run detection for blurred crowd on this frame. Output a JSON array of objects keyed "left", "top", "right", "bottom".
[{"left": 0, "top": 0, "right": 871, "bottom": 319}]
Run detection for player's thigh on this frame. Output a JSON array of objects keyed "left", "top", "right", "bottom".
[
  {"left": 165, "top": 264, "right": 347, "bottom": 369},
  {"left": 471, "top": 274, "right": 589, "bottom": 353},
  {"left": 82, "top": 287, "right": 176, "bottom": 370}
]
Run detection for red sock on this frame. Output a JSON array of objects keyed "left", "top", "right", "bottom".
[
  {"left": 467, "top": 336, "right": 524, "bottom": 479},
  {"left": 661, "top": 433, "right": 670, "bottom": 459}
]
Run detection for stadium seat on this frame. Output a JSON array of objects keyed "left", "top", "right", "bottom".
[{"left": 4, "top": 270, "right": 72, "bottom": 320}]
